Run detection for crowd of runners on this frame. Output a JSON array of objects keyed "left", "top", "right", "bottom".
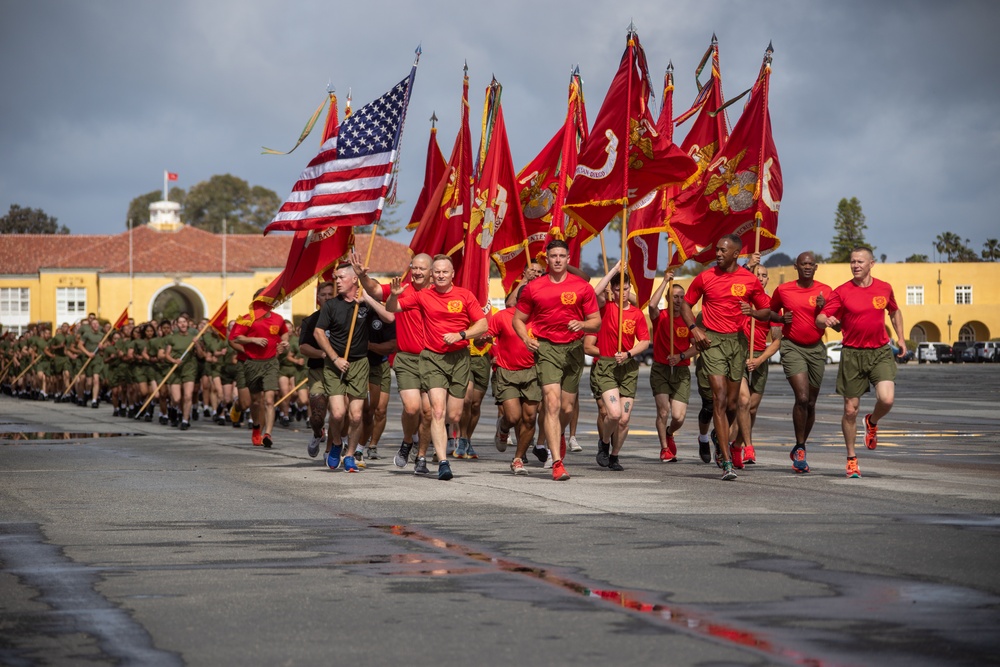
[{"left": 1, "top": 237, "right": 907, "bottom": 482}]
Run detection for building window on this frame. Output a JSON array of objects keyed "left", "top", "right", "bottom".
[
  {"left": 959, "top": 324, "right": 976, "bottom": 342},
  {"left": 955, "top": 285, "right": 972, "bottom": 305},
  {"left": 905, "top": 285, "right": 923, "bottom": 306},
  {"left": 56, "top": 287, "right": 87, "bottom": 325},
  {"left": 0, "top": 287, "right": 31, "bottom": 335}
]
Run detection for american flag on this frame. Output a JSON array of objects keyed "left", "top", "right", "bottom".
[{"left": 265, "top": 70, "right": 416, "bottom": 234}]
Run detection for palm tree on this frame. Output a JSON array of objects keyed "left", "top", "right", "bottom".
[
  {"left": 983, "top": 238, "right": 1000, "bottom": 262},
  {"left": 935, "top": 231, "right": 963, "bottom": 262}
]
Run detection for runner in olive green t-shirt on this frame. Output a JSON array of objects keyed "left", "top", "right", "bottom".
[
  {"left": 76, "top": 319, "right": 106, "bottom": 408},
  {"left": 164, "top": 315, "right": 199, "bottom": 429}
]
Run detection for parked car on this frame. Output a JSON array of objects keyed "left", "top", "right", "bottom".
[
  {"left": 961, "top": 344, "right": 979, "bottom": 363},
  {"left": 952, "top": 341, "right": 971, "bottom": 363},
  {"left": 825, "top": 341, "right": 842, "bottom": 364},
  {"left": 934, "top": 343, "right": 955, "bottom": 363},
  {"left": 977, "top": 341, "right": 1000, "bottom": 362},
  {"left": 891, "top": 340, "right": 914, "bottom": 364},
  {"left": 916, "top": 342, "right": 938, "bottom": 363}
]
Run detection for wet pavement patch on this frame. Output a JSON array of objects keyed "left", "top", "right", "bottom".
[{"left": 0, "top": 431, "right": 143, "bottom": 441}]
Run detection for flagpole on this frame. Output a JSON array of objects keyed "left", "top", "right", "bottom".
[
  {"left": 66, "top": 303, "right": 131, "bottom": 390},
  {"left": 129, "top": 217, "right": 134, "bottom": 308},
  {"left": 136, "top": 295, "right": 232, "bottom": 416},
  {"left": 163, "top": 170, "right": 168, "bottom": 201},
  {"left": 222, "top": 217, "right": 228, "bottom": 300},
  {"left": 667, "top": 241, "right": 675, "bottom": 354},
  {"left": 275, "top": 377, "right": 309, "bottom": 407}
]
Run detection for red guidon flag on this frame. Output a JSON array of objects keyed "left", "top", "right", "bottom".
[
  {"left": 264, "top": 60, "right": 418, "bottom": 234},
  {"left": 251, "top": 93, "right": 353, "bottom": 320},
  {"left": 459, "top": 80, "right": 529, "bottom": 305},
  {"left": 516, "top": 68, "right": 588, "bottom": 263},
  {"left": 408, "top": 67, "right": 473, "bottom": 275},
  {"left": 166, "top": 172, "right": 179, "bottom": 181},
  {"left": 667, "top": 37, "right": 732, "bottom": 264},
  {"left": 671, "top": 45, "right": 781, "bottom": 264},
  {"left": 208, "top": 300, "right": 228, "bottom": 338},
  {"left": 406, "top": 116, "right": 448, "bottom": 230},
  {"left": 562, "top": 29, "right": 697, "bottom": 253},
  {"left": 624, "top": 64, "right": 675, "bottom": 308},
  {"left": 112, "top": 306, "right": 129, "bottom": 330}
]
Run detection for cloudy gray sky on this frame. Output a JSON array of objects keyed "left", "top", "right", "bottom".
[{"left": 2, "top": 0, "right": 998, "bottom": 266}]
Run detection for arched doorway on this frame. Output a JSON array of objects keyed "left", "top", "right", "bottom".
[
  {"left": 958, "top": 321, "right": 990, "bottom": 342},
  {"left": 909, "top": 321, "right": 940, "bottom": 343},
  {"left": 148, "top": 284, "right": 207, "bottom": 322}
]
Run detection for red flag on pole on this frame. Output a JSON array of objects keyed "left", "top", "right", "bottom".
[
  {"left": 670, "top": 44, "right": 781, "bottom": 265},
  {"left": 624, "top": 64, "right": 675, "bottom": 308},
  {"left": 209, "top": 300, "right": 229, "bottom": 338},
  {"left": 516, "top": 68, "right": 588, "bottom": 264},
  {"left": 166, "top": 172, "right": 179, "bottom": 181},
  {"left": 408, "top": 66, "right": 473, "bottom": 274},
  {"left": 264, "top": 60, "right": 418, "bottom": 234},
  {"left": 562, "top": 31, "right": 697, "bottom": 255},
  {"left": 406, "top": 115, "right": 448, "bottom": 231},
  {"left": 112, "top": 306, "right": 129, "bottom": 330},
  {"left": 460, "top": 79, "right": 529, "bottom": 304}
]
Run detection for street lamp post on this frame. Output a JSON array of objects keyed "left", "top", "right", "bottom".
[{"left": 947, "top": 315, "right": 952, "bottom": 343}]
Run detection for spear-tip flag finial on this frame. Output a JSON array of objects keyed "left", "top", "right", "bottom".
[
  {"left": 327, "top": 80, "right": 335, "bottom": 94},
  {"left": 627, "top": 19, "right": 637, "bottom": 38},
  {"left": 712, "top": 32, "right": 718, "bottom": 45},
  {"left": 667, "top": 60, "right": 674, "bottom": 73},
  {"left": 464, "top": 60, "right": 468, "bottom": 76},
  {"left": 430, "top": 110, "right": 438, "bottom": 127}
]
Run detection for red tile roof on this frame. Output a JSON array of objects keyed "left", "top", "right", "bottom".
[{"left": 0, "top": 225, "right": 411, "bottom": 276}]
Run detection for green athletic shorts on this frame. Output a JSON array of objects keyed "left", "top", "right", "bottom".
[
  {"left": 650, "top": 361, "right": 691, "bottom": 404},
  {"left": 698, "top": 330, "right": 746, "bottom": 383},
  {"left": 235, "top": 361, "right": 247, "bottom": 390},
  {"left": 322, "top": 357, "right": 369, "bottom": 399},
  {"left": 469, "top": 354, "right": 491, "bottom": 392},
  {"left": 307, "top": 367, "right": 325, "bottom": 396},
  {"left": 535, "top": 338, "right": 584, "bottom": 393},
  {"left": 837, "top": 345, "right": 897, "bottom": 398},
  {"left": 744, "top": 357, "right": 769, "bottom": 395},
  {"left": 589, "top": 356, "right": 639, "bottom": 400},
  {"left": 419, "top": 349, "right": 470, "bottom": 399},
  {"left": 492, "top": 366, "right": 541, "bottom": 403},
  {"left": 393, "top": 351, "right": 424, "bottom": 392},
  {"left": 167, "top": 360, "right": 198, "bottom": 385},
  {"left": 780, "top": 339, "right": 826, "bottom": 389},
  {"left": 368, "top": 361, "right": 391, "bottom": 394},
  {"left": 244, "top": 357, "right": 279, "bottom": 394}
]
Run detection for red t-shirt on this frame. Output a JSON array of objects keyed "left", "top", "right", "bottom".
[
  {"left": 821, "top": 277, "right": 898, "bottom": 349},
  {"left": 596, "top": 302, "right": 650, "bottom": 358},
  {"left": 384, "top": 283, "right": 426, "bottom": 355},
  {"left": 651, "top": 311, "right": 691, "bottom": 366},
  {"left": 769, "top": 280, "right": 831, "bottom": 346},
  {"left": 742, "top": 293, "right": 772, "bottom": 352},
  {"left": 487, "top": 308, "right": 534, "bottom": 371},
  {"left": 411, "top": 285, "right": 485, "bottom": 354},
  {"left": 684, "top": 265, "right": 768, "bottom": 334},
  {"left": 516, "top": 273, "right": 599, "bottom": 344},
  {"left": 229, "top": 314, "right": 288, "bottom": 360}
]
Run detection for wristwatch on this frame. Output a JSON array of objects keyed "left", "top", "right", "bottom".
[{"left": 459, "top": 331, "right": 467, "bottom": 340}]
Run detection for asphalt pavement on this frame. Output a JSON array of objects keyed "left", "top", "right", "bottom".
[{"left": 2, "top": 362, "right": 999, "bottom": 666}]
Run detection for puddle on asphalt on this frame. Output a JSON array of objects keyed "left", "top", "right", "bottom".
[{"left": 0, "top": 432, "right": 143, "bottom": 441}]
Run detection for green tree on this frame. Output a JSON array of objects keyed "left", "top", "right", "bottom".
[
  {"left": 935, "top": 231, "right": 979, "bottom": 262},
  {"left": 183, "top": 174, "right": 280, "bottom": 234},
  {"left": 982, "top": 238, "right": 1000, "bottom": 261},
  {"left": 125, "top": 187, "right": 186, "bottom": 228},
  {"left": 829, "top": 197, "right": 872, "bottom": 262},
  {"left": 904, "top": 253, "right": 929, "bottom": 263},
  {"left": 0, "top": 204, "right": 69, "bottom": 234},
  {"left": 763, "top": 252, "right": 794, "bottom": 267}
]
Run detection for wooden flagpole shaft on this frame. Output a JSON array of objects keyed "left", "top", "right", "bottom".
[
  {"left": 0, "top": 358, "right": 14, "bottom": 385},
  {"left": 667, "top": 242, "right": 675, "bottom": 354},
  {"left": 618, "top": 205, "right": 627, "bottom": 352},
  {"left": 747, "top": 225, "right": 763, "bottom": 383},
  {"left": 275, "top": 377, "right": 309, "bottom": 407},
  {"left": 599, "top": 232, "right": 610, "bottom": 275},
  {"left": 12, "top": 352, "right": 44, "bottom": 384}
]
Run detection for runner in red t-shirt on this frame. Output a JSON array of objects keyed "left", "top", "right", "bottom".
[
  {"left": 767, "top": 251, "right": 830, "bottom": 473},
  {"left": 648, "top": 272, "right": 697, "bottom": 462},
  {"left": 586, "top": 262, "right": 649, "bottom": 472},
  {"left": 388, "top": 254, "right": 487, "bottom": 481},
  {"left": 231, "top": 292, "right": 290, "bottom": 448},
  {"left": 352, "top": 251, "right": 433, "bottom": 471},
  {"left": 513, "top": 240, "right": 601, "bottom": 482},
  {"left": 678, "top": 234, "right": 770, "bottom": 481},
  {"left": 817, "top": 246, "right": 907, "bottom": 478},
  {"left": 483, "top": 288, "right": 540, "bottom": 474}
]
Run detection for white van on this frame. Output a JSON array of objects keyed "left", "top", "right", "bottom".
[{"left": 916, "top": 342, "right": 938, "bottom": 363}]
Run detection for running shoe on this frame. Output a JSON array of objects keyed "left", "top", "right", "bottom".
[
  {"left": 251, "top": 428, "right": 263, "bottom": 447},
  {"left": 659, "top": 448, "right": 676, "bottom": 463},
  {"left": 510, "top": 458, "right": 527, "bottom": 475},
  {"left": 608, "top": 455, "right": 624, "bottom": 472},
  {"left": 230, "top": 403, "right": 241, "bottom": 423},
  {"left": 159, "top": 414, "right": 169, "bottom": 426},
  {"left": 731, "top": 444, "right": 744, "bottom": 470},
  {"left": 464, "top": 440, "right": 478, "bottom": 459},
  {"left": 437, "top": 460, "right": 453, "bottom": 481},
  {"left": 569, "top": 436, "right": 582, "bottom": 452},
  {"left": 413, "top": 456, "right": 430, "bottom": 475},
  {"left": 552, "top": 460, "right": 570, "bottom": 481},
  {"left": 326, "top": 444, "right": 342, "bottom": 470},
  {"left": 394, "top": 442, "right": 413, "bottom": 468},
  {"left": 180, "top": 421, "right": 190, "bottom": 431},
  {"left": 450, "top": 438, "right": 465, "bottom": 458},
  {"left": 307, "top": 435, "right": 323, "bottom": 458},
  {"left": 790, "top": 445, "right": 809, "bottom": 473},
  {"left": 354, "top": 449, "right": 366, "bottom": 468},
  {"left": 279, "top": 415, "right": 291, "bottom": 428},
  {"left": 543, "top": 455, "right": 553, "bottom": 469},
  {"left": 744, "top": 442, "right": 757, "bottom": 464},
  {"left": 864, "top": 414, "right": 878, "bottom": 450},
  {"left": 343, "top": 456, "right": 359, "bottom": 473},
  {"left": 262, "top": 433, "right": 272, "bottom": 448},
  {"left": 596, "top": 440, "right": 611, "bottom": 468},
  {"left": 533, "top": 445, "right": 548, "bottom": 463},
  {"left": 698, "top": 437, "right": 711, "bottom": 463},
  {"left": 364, "top": 444, "right": 379, "bottom": 460},
  {"left": 846, "top": 458, "right": 861, "bottom": 478},
  {"left": 665, "top": 433, "right": 677, "bottom": 460},
  {"left": 494, "top": 416, "right": 509, "bottom": 452},
  {"left": 721, "top": 461, "right": 738, "bottom": 481}
]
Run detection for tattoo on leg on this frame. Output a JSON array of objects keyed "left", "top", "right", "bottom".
[
  {"left": 609, "top": 395, "right": 617, "bottom": 404},
  {"left": 623, "top": 401, "right": 631, "bottom": 413}
]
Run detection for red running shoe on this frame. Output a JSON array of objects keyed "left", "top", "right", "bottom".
[
  {"left": 552, "top": 460, "right": 570, "bottom": 481},
  {"left": 743, "top": 442, "right": 756, "bottom": 464},
  {"left": 665, "top": 433, "right": 677, "bottom": 460},
  {"left": 659, "top": 448, "right": 676, "bottom": 462},
  {"left": 864, "top": 414, "right": 878, "bottom": 450},
  {"left": 251, "top": 428, "right": 263, "bottom": 446},
  {"left": 731, "top": 444, "right": 745, "bottom": 470}
]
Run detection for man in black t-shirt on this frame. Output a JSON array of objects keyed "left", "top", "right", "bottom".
[
  {"left": 312, "top": 265, "right": 393, "bottom": 473},
  {"left": 299, "top": 281, "right": 335, "bottom": 459},
  {"left": 362, "top": 308, "right": 396, "bottom": 461}
]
